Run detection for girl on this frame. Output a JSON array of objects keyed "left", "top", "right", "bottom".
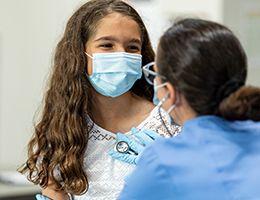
[{"left": 19, "top": 0, "right": 179, "bottom": 199}]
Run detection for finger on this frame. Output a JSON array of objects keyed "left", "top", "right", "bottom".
[
  {"left": 35, "top": 194, "right": 51, "bottom": 200},
  {"left": 108, "top": 149, "right": 124, "bottom": 159},
  {"left": 131, "top": 127, "right": 140, "bottom": 134},
  {"left": 143, "top": 129, "right": 160, "bottom": 140},
  {"left": 109, "top": 150, "right": 137, "bottom": 164},
  {"left": 134, "top": 130, "right": 154, "bottom": 146},
  {"left": 116, "top": 133, "right": 130, "bottom": 142},
  {"left": 128, "top": 138, "right": 144, "bottom": 153},
  {"left": 132, "top": 128, "right": 158, "bottom": 145}
]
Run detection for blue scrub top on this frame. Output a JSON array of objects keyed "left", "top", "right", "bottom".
[{"left": 118, "top": 116, "right": 260, "bottom": 200}]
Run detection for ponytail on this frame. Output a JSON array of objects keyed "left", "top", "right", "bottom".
[{"left": 218, "top": 86, "right": 260, "bottom": 121}]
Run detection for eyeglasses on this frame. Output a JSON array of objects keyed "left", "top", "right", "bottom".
[{"left": 142, "top": 62, "right": 166, "bottom": 85}]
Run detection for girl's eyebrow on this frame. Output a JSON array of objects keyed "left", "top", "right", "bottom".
[
  {"left": 94, "top": 36, "right": 141, "bottom": 45},
  {"left": 129, "top": 38, "right": 142, "bottom": 45},
  {"left": 94, "top": 36, "right": 118, "bottom": 42}
]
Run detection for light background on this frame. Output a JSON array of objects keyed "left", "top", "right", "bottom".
[{"left": 0, "top": 0, "right": 259, "bottom": 171}]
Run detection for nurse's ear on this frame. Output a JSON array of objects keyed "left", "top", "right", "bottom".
[{"left": 164, "top": 82, "right": 179, "bottom": 106}]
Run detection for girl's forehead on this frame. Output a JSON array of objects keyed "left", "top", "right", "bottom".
[{"left": 92, "top": 12, "right": 141, "bottom": 39}]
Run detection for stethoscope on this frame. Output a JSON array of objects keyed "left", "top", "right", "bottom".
[
  {"left": 114, "top": 141, "right": 138, "bottom": 155},
  {"left": 113, "top": 105, "right": 181, "bottom": 154}
]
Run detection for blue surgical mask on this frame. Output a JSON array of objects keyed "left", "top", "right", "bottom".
[
  {"left": 153, "top": 79, "right": 167, "bottom": 105},
  {"left": 85, "top": 52, "right": 142, "bottom": 97}
]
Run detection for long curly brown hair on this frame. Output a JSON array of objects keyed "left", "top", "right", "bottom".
[{"left": 18, "top": 0, "right": 154, "bottom": 195}]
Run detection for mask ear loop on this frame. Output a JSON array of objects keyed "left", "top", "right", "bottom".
[
  {"left": 157, "top": 91, "right": 180, "bottom": 136},
  {"left": 167, "top": 104, "right": 177, "bottom": 115},
  {"left": 157, "top": 91, "right": 169, "bottom": 107},
  {"left": 84, "top": 52, "right": 94, "bottom": 77},
  {"left": 84, "top": 52, "right": 93, "bottom": 58}
]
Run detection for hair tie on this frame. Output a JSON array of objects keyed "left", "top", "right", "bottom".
[{"left": 216, "top": 79, "right": 244, "bottom": 102}]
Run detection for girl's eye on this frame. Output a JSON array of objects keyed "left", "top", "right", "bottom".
[
  {"left": 128, "top": 45, "right": 140, "bottom": 51},
  {"left": 99, "top": 43, "right": 113, "bottom": 48}
]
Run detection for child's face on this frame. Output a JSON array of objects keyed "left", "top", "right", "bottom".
[{"left": 85, "top": 12, "right": 142, "bottom": 75}]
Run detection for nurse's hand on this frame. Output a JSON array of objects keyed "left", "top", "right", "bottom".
[
  {"left": 35, "top": 194, "right": 51, "bottom": 200},
  {"left": 109, "top": 128, "right": 160, "bottom": 165}
]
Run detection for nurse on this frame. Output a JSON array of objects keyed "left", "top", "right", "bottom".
[{"left": 118, "top": 18, "right": 260, "bottom": 200}]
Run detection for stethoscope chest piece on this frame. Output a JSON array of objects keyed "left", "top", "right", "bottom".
[{"left": 115, "top": 141, "right": 129, "bottom": 153}]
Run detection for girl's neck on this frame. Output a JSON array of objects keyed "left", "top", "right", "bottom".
[{"left": 89, "top": 91, "right": 154, "bottom": 133}]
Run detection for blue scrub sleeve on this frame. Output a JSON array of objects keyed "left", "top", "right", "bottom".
[{"left": 118, "top": 145, "right": 173, "bottom": 200}]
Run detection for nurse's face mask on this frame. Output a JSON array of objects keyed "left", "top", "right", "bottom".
[
  {"left": 85, "top": 52, "right": 142, "bottom": 97},
  {"left": 143, "top": 62, "right": 180, "bottom": 134},
  {"left": 142, "top": 62, "right": 170, "bottom": 107}
]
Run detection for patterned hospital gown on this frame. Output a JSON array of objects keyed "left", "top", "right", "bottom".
[{"left": 72, "top": 106, "right": 181, "bottom": 200}]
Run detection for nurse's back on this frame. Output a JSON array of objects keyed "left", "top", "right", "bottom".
[
  {"left": 119, "top": 116, "right": 260, "bottom": 200},
  {"left": 153, "top": 116, "right": 260, "bottom": 199}
]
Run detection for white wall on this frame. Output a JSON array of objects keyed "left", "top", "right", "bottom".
[
  {"left": 132, "top": 1, "right": 170, "bottom": 49},
  {"left": 156, "top": 0, "right": 223, "bottom": 21},
  {"left": 0, "top": 0, "right": 87, "bottom": 169},
  {"left": 148, "top": 0, "right": 260, "bottom": 86},
  {"left": 223, "top": 0, "right": 260, "bottom": 86}
]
